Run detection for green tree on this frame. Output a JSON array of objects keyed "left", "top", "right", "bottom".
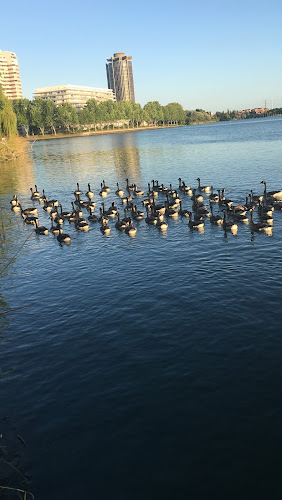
[
  {"left": 44, "top": 100, "right": 57, "bottom": 134},
  {"left": 0, "top": 87, "right": 18, "bottom": 137},
  {"left": 29, "top": 98, "right": 46, "bottom": 135},
  {"left": 143, "top": 101, "right": 164, "bottom": 126},
  {"left": 12, "top": 98, "right": 30, "bottom": 136},
  {"left": 55, "top": 102, "right": 78, "bottom": 132}
]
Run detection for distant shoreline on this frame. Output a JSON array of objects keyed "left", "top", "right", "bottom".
[{"left": 27, "top": 124, "right": 181, "bottom": 142}]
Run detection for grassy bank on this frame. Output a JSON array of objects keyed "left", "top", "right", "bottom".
[
  {"left": 27, "top": 124, "right": 180, "bottom": 142},
  {"left": 0, "top": 137, "right": 28, "bottom": 162}
]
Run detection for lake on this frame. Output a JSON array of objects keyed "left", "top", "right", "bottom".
[{"left": 1, "top": 117, "right": 282, "bottom": 499}]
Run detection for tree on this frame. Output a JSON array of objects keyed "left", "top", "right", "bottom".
[
  {"left": 55, "top": 102, "right": 78, "bottom": 131},
  {"left": 29, "top": 99, "right": 46, "bottom": 135},
  {"left": 44, "top": 100, "right": 57, "bottom": 134},
  {"left": 0, "top": 87, "right": 17, "bottom": 137},
  {"left": 12, "top": 98, "right": 30, "bottom": 136},
  {"left": 143, "top": 101, "right": 164, "bottom": 126}
]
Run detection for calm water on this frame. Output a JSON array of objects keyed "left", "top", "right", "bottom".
[{"left": 1, "top": 118, "right": 282, "bottom": 499}]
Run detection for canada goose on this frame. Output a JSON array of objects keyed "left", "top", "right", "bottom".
[
  {"left": 20, "top": 205, "right": 38, "bottom": 216},
  {"left": 178, "top": 201, "right": 189, "bottom": 217},
  {"left": 133, "top": 184, "right": 144, "bottom": 196},
  {"left": 191, "top": 189, "right": 204, "bottom": 203},
  {"left": 122, "top": 208, "right": 132, "bottom": 225},
  {"left": 151, "top": 201, "right": 166, "bottom": 215},
  {"left": 222, "top": 211, "right": 238, "bottom": 232},
  {"left": 166, "top": 194, "right": 178, "bottom": 210},
  {"left": 42, "top": 189, "right": 48, "bottom": 201},
  {"left": 258, "top": 203, "right": 273, "bottom": 225},
  {"left": 102, "top": 180, "right": 110, "bottom": 192},
  {"left": 197, "top": 178, "right": 210, "bottom": 193},
  {"left": 86, "top": 184, "right": 94, "bottom": 199},
  {"left": 145, "top": 207, "right": 158, "bottom": 225},
  {"left": 218, "top": 189, "right": 233, "bottom": 207},
  {"left": 85, "top": 200, "right": 96, "bottom": 211},
  {"left": 57, "top": 228, "right": 71, "bottom": 243},
  {"left": 59, "top": 204, "right": 72, "bottom": 219},
  {"left": 188, "top": 212, "right": 204, "bottom": 229},
  {"left": 74, "top": 183, "right": 83, "bottom": 196},
  {"left": 99, "top": 183, "right": 108, "bottom": 197},
  {"left": 30, "top": 188, "right": 39, "bottom": 200},
  {"left": 178, "top": 178, "right": 184, "bottom": 191},
  {"left": 231, "top": 206, "right": 248, "bottom": 223},
  {"left": 249, "top": 209, "right": 272, "bottom": 233},
  {"left": 209, "top": 204, "right": 223, "bottom": 225},
  {"left": 34, "top": 219, "right": 48, "bottom": 235},
  {"left": 193, "top": 200, "right": 210, "bottom": 217},
  {"left": 88, "top": 207, "right": 98, "bottom": 222},
  {"left": 250, "top": 189, "right": 263, "bottom": 204},
  {"left": 261, "top": 180, "right": 282, "bottom": 200},
  {"left": 50, "top": 219, "right": 60, "bottom": 234},
  {"left": 156, "top": 216, "right": 168, "bottom": 231},
  {"left": 12, "top": 203, "right": 21, "bottom": 212},
  {"left": 158, "top": 183, "right": 169, "bottom": 194},
  {"left": 151, "top": 180, "right": 159, "bottom": 196},
  {"left": 101, "top": 202, "right": 116, "bottom": 218},
  {"left": 258, "top": 199, "right": 274, "bottom": 216},
  {"left": 115, "top": 212, "right": 127, "bottom": 231},
  {"left": 43, "top": 200, "right": 54, "bottom": 212},
  {"left": 98, "top": 207, "right": 109, "bottom": 224},
  {"left": 121, "top": 193, "right": 132, "bottom": 204},
  {"left": 100, "top": 218, "right": 111, "bottom": 235},
  {"left": 75, "top": 214, "right": 89, "bottom": 231},
  {"left": 24, "top": 215, "right": 38, "bottom": 225},
  {"left": 71, "top": 202, "right": 83, "bottom": 218},
  {"left": 147, "top": 183, "right": 158, "bottom": 198},
  {"left": 10, "top": 195, "right": 20, "bottom": 206},
  {"left": 125, "top": 218, "right": 137, "bottom": 237},
  {"left": 116, "top": 183, "right": 124, "bottom": 197},
  {"left": 182, "top": 182, "right": 192, "bottom": 195},
  {"left": 165, "top": 201, "right": 178, "bottom": 218},
  {"left": 209, "top": 186, "right": 219, "bottom": 203},
  {"left": 132, "top": 205, "right": 144, "bottom": 221},
  {"left": 126, "top": 178, "right": 135, "bottom": 191}
]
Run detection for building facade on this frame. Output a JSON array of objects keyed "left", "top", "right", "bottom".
[
  {"left": 0, "top": 50, "right": 23, "bottom": 99},
  {"left": 106, "top": 53, "right": 135, "bottom": 102},
  {"left": 34, "top": 85, "right": 116, "bottom": 110}
]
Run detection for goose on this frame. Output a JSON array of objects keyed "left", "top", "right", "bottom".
[
  {"left": 43, "top": 200, "right": 54, "bottom": 212},
  {"left": 10, "top": 195, "right": 20, "bottom": 206},
  {"left": 59, "top": 204, "right": 72, "bottom": 219},
  {"left": 197, "top": 178, "right": 210, "bottom": 193},
  {"left": 191, "top": 189, "right": 204, "bottom": 203},
  {"left": 102, "top": 180, "right": 110, "bottom": 192},
  {"left": 124, "top": 198, "right": 134, "bottom": 210},
  {"left": 85, "top": 200, "right": 96, "bottom": 211},
  {"left": 231, "top": 206, "right": 248, "bottom": 223},
  {"left": 71, "top": 202, "right": 83, "bottom": 218},
  {"left": 122, "top": 208, "right": 132, "bottom": 225},
  {"left": 151, "top": 180, "right": 159, "bottom": 196},
  {"left": 258, "top": 200, "right": 273, "bottom": 217},
  {"left": 156, "top": 216, "right": 168, "bottom": 231},
  {"left": 50, "top": 219, "right": 61, "bottom": 234},
  {"left": 86, "top": 184, "right": 94, "bottom": 199},
  {"left": 145, "top": 207, "right": 158, "bottom": 225},
  {"left": 98, "top": 208, "right": 109, "bottom": 224},
  {"left": 151, "top": 200, "right": 166, "bottom": 215},
  {"left": 121, "top": 192, "right": 132, "bottom": 204},
  {"left": 101, "top": 202, "right": 116, "bottom": 218},
  {"left": 100, "top": 218, "right": 111, "bottom": 235},
  {"left": 24, "top": 215, "right": 38, "bottom": 225},
  {"left": 222, "top": 211, "right": 238, "bottom": 232},
  {"left": 261, "top": 180, "right": 282, "bottom": 200},
  {"left": 178, "top": 201, "right": 189, "bottom": 217},
  {"left": 209, "top": 186, "right": 219, "bottom": 203},
  {"left": 165, "top": 201, "right": 178, "bottom": 218},
  {"left": 133, "top": 184, "right": 144, "bottom": 196},
  {"left": 42, "top": 189, "right": 48, "bottom": 201},
  {"left": 182, "top": 182, "right": 192, "bottom": 195},
  {"left": 178, "top": 178, "right": 184, "bottom": 191},
  {"left": 125, "top": 218, "right": 137, "bottom": 237},
  {"left": 88, "top": 207, "right": 98, "bottom": 222},
  {"left": 132, "top": 205, "right": 144, "bottom": 221},
  {"left": 12, "top": 203, "right": 21, "bottom": 212},
  {"left": 75, "top": 213, "right": 89, "bottom": 231},
  {"left": 188, "top": 212, "right": 204, "bottom": 229},
  {"left": 126, "top": 178, "right": 135, "bottom": 191},
  {"left": 74, "top": 183, "right": 83, "bottom": 196},
  {"left": 249, "top": 209, "right": 272, "bottom": 233},
  {"left": 193, "top": 200, "right": 210, "bottom": 217},
  {"left": 116, "top": 183, "right": 124, "bottom": 197},
  {"left": 57, "top": 228, "right": 71, "bottom": 243},
  {"left": 209, "top": 204, "right": 223, "bottom": 225},
  {"left": 166, "top": 194, "right": 178, "bottom": 210},
  {"left": 147, "top": 183, "right": 158, "bottom": 198},
  {"left": 258, "top": 204, "right": 273, "bottom": 225},
  {"left": 250, "top": 189, "right": 263, "bottom": 205},
  {"left": 218, "top": 189, "right": 233, "bottom": 207},
  {"left": 34, "top": 219, "right": 48, "bottom": 235},
  {"left": 20, "top": 205, "right": 38, "bottom": 216},
  {"left": 30, "top": 186, "right": 40, "bottom": 199},
  {"left": 115, "top": 211, "right": 127, "bottom": 231},
  {"left": 158, "top": 183, "right": 169, "bottom": 194},
  {"left": 99, "top": 183, "right": 108, "bottom": 198}
]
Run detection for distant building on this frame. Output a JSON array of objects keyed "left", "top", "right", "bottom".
[
  {"left": 106, "top": 53, "right": 135, "bottom": 102},
  {"left": 238, "top": 107, "right": 269, "bottom": 115},
  {"left": 33, "top": 85, "right": 116, "bottom": 110},
  {"left": 0, "top": 50, "right": 23, "bottom": 99}
]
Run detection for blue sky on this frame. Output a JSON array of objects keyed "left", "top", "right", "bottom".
[{"left": 2, "top": 0, "right": 282, "bottom": 111}]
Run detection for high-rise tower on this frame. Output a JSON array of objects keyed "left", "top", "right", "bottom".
[
  {"left": 0, "top": 50, "right": 23, "bottom": 99},
  {"left": 106, "top": 53, "right": 135, "bottom": 102}
]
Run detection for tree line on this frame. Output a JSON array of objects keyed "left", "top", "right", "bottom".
[
  {"left": 0, "top": 87, "right": 18, "bottom": 137},
  {"left": 12, "top": 98, "right": 187, "bottom": 136}
]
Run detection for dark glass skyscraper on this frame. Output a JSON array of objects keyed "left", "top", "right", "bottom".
[{"left": 106, "top": 53, "right": 135, "bottom": 102}]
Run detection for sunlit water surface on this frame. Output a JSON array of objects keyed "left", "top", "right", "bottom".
[{"left": 1, "top": 118, "right": 282, "bottom": 499}]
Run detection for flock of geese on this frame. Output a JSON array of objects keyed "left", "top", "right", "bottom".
[{"left": 10, "top": 178, "right": 282, "bottom": 243}]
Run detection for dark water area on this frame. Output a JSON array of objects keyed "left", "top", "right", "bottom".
[{"left": 1, "top": 117, "right": 282, "bottom": 499}]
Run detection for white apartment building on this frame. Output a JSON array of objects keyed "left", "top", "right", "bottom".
[
  {"left": 34, "top": 85, "right": 116, "bottom": 109},
  {"left": 0, "top": 50, "right": 23, "bottom": 99}
]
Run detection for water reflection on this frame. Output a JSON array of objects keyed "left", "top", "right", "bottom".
[{"left": 0, "top": 156, "right": 35, "bottom": 196}]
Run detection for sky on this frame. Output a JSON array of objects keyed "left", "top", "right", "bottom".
[{"left": 2, "top": 0, "right": 282, "bottom": 112}]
